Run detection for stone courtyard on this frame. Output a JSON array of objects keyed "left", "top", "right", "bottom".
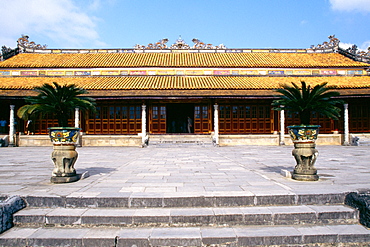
[{"left": 0, "top": 145, "right": 370, "bottom": 246}]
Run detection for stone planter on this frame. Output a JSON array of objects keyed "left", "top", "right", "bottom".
[
  {"left": 48, "top": 127, "right": 80, "bottom": 183},
  {"left": 288, "top": 125, "right": 320, "bottom": 181}
]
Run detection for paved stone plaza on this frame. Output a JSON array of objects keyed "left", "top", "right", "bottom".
[
  {"left": 0, "top": 145, "right": 369, "bottom": 199},
  {"left": 1, "top": 144, "right": 370, "bottom": 246}
]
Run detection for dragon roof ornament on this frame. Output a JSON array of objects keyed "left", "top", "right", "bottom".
[
  {"left": 0, "top": 45, "right": 18, "bottom": 61},
  {"left": 134, "top": 37, "right": 226, "bottom": 50},
  {"left": 346, "top": 45, "right": 370, "bottom": 58},
  {"left": 1, "top": 46, "right": 13, "bottom": 55},
  {"left": 341, "top": 44, "right": 370, "bottom": 64},
  {"left": 310, "top": 35, "right": 340, "bottom": 51},
  {"left": 310, "top": 35, "right": 370, "bottom": 64},
  {"left": 17, "top": 35, "right": 47, "bottom": 50}
]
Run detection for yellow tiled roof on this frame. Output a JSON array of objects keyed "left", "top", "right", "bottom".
[
  {"left": 0, "top": 52, "right": 368, "bottom": 68},
  {"left": 0, "top": 76, "right": 370, "bottom": 91}
]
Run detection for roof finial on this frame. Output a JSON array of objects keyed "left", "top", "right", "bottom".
[{"left": 170, "top": 36, "right": 190, "bottom": 49}]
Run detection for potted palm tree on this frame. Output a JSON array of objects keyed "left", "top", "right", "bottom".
[
  {"left": 272, "top": 81, "right": 343, "bottom": 181},
  {"left": 17, "top": 82, "right": 95, "bottom": 183}
]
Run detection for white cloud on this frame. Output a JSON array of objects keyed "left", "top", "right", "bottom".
[
  {"left": 360, "top": 41, "right": 370, "bottom": 50},
  {"left": 339, "top": 42, "right": 355, "bottom": 50},
  {"left": 339, "top": 41, "right": 370, "bottom": 52},
  {"left": 87, "top": 0, "right": 102, "bottom": 11},
  {"left": 0, "top": 0, "right": 106, "bottom": 48},
  {"left": 330, "top": 0, "right": 370, "bottom": 12}
]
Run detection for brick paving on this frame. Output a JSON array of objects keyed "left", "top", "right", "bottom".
[
  {"left": 1, "top": 144, "right": 370, "bottom": 246},
  {"left": 0, "top": 145, "right": 369, "bottom": 199}
]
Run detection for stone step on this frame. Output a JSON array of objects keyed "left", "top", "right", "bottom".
[
  {"left": 149, "top": 142, "right": 214, "bottom": 148},
  {"left": 148, "top": 143, "right": 214, "bottom": 148},
  {"left": 148, "top": 134, "right": 213, "bottom": 147},
  {"left": 1, "top": 224, "right": 370, "bottom": 247},
  {"left": 14, "top": 205, "right": 357, "bottom": 228},
  {"left": 20, "top": 193, "right": 346, "bottom": 208},
  {"left": 359, "top": 141, "right": 370, "bottom": 146}
]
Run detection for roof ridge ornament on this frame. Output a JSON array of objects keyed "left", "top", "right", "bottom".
[
  {"left": 1, "top": 46, "right": 13, "bottom": 55},
  {"left": 134, "top": 38, "right": 169, "bottom": 50},
  {"left": 170, "top": 36, "right": 190, "bottom": 49},
  {"left": 17, "top": 35, "right": 47, "bottom": 50},
  {"left": 192, "top": 38, "right": 226, "bottom": 49},
  {"left": 341, "top": 44, "right": 370, "bottom": 64},
  {"left": 359, "top": 47, "right": 370, "bottom": 57},
  {"left": 134, "top": 37, "right": 227, "bottom": 50},
  {"left": 0, "top": 45, "right": 20, "bottom": 61},
  {"left": 346, "top": 45, "right": 370, "bottom": 57},
  {"left": 310, "top": 35, "right": 340, "bottom": 51}
]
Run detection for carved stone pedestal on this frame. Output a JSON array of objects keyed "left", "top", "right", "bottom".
[
  {"left": 288, "top": 125, "right": 320, "bottom": 181},
  {"left": 48, "top": 127, "right": 81, "bottom": 183},
  {"left": 51, "top": 144, "right": 79, "bottom": 183},
  {"left": 292, "top": 142, "right": 319, "bottom": 181}
]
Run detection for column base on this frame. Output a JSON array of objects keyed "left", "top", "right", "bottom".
[
  {"left": 51, "top": 174, "right": 80, "bottom": 184},
  {"left": 292, "top": 173, "right": 319, "bottom": 181}
]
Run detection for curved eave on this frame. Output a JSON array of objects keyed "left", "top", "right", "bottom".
[{"left": 0, "top": 76, "right": 370, "bottom": 98}]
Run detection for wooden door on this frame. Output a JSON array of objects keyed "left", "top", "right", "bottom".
[
  {"left": 219, "top": 105, "right": 231, "bottom": 133},
  {"left": 194, "top": 105, "right": 211, "bottom": 133},
  {"left": 219, "top": 104, "right": 273, "bottom": 134},
  {"left": 86, "top": 104, "right": 142, "bottom": 134},
  {"left": 150, "top": 105, "right": 166, "bottom": 133},
  {"left": 349, "top": 100, "right": 370, "bottom": 133},
  {"left": 101, "top": 106, "right": 109, "bottom": 134},
  {"left": 128, "top": 106, "right": 142, "bottom": 134}
]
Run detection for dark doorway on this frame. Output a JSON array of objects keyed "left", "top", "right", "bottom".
[{"left": 167, "top": 104, "right": 194, "bottom": 133}]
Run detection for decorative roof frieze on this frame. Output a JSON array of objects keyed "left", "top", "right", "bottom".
[
  {"left": 192, "top": 38, "right": 226, "bottom": 49},
  {"left": 134, "top": 37, "right": 227, "bottom": 50},
  {"left": 0, "top": 68, "right": 366, "bottom": 77},
  {"left": 0, "top": 35, "right": 369, "bottom": 68},
  {"left": 134, "top": 38, "right": 169, "bottom": 50},
  {"left": 1, "top": 75, "right": 370, "bottom": 92}
]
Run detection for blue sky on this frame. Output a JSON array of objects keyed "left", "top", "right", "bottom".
[{"left": 1, "top": 0, "right": 370, "bottom": 50}]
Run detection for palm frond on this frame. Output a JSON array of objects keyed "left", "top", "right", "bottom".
[
  {"left": 272, "top": 81, "right": 343, "bottom": 125},
  {"left": 18, "top": 82, "right": 96, "bottom": 127}
]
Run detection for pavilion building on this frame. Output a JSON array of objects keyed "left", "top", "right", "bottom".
[{"left": 0, "top": 35, "right": 369, "bottom": 146}]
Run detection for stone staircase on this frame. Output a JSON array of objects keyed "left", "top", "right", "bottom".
[
  {"left": 148, "top": 134, "right": 214, "bottom": 147},
  {"left": 1, "top": 193, "right": 370, "bottom": 246}
]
